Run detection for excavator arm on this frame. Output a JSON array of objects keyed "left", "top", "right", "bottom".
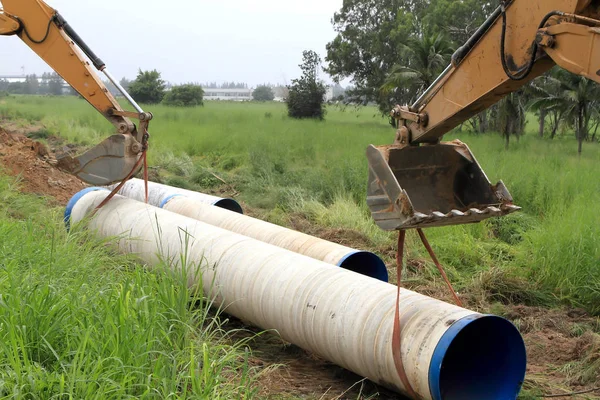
[
  {"left": 0, "top": 0, "right": 151, "bottom": 185},
  {"left": 367, "top": 0, "right": 600, "bottom": 231}
]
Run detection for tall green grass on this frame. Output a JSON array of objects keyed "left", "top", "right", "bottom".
[
  {"left": 0, "top": 173, "right": 257, "bottom": 398},
  {"left": 1, "top": 96, "right": 599, "bottom": 315}
]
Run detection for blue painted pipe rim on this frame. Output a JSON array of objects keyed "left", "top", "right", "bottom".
[
  {"left": 336, "top": 251, "right": 389, "bottom": 282},
  {"left": 64, "top": 187, "right": 109, "bottom": 230},
  {"left": 428, "top": 314, "right": 527, "bottom": 400}
]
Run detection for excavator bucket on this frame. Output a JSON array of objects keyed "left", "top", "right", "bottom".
[
  {"left": 56, "top": 134, "right": 143, "bottom": 186},
  {"left": 366, "top": 140, "right": 520, "bottom": 230}
]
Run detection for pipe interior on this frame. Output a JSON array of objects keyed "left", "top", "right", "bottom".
[
  {"left": 214, "top": 198, "right": 244, "bottom": 214},
  {"left": 338, "top": 252, "right": 389, "bottom": 282},
  {"left": 431, "top": 315, "right": 526, "bottom": 400}
]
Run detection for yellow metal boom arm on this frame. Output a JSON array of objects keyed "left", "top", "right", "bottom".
[
  {"left": 399, "top": 0, "right": 600, "bottom": 144},
  {"left": 0, "top": 0, "right": 152, "bottom": 185},
  {"left": 367, "top": 0, "right": 600, "bottom": 231}
]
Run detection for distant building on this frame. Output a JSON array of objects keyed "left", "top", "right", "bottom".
[
  {"left": 203, "top": 88, "right": 253, "bottom": 101},
  {"left": 0, "top": 74, "right": 72, "bottom": 94},
  {"left": 0, "top": 75, "right": 28, "bottom": 83},
  {"left": 325, "top": 86, "right": 334, "bottom": 102}
]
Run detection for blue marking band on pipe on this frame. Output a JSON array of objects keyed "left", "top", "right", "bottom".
[
  {"left": 63, "top": 187, "right": 109, "bottom": 231},
  {"left": 428, "top": 314, "right": 527, "bottom": 400},
  {"left": 337, "top": 251, "right": 389, "bottom": 282},
  {"left": 159, "top": 194, "right": 185, "bottom": 209}
]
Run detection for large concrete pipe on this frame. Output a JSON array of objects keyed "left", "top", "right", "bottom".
[
  {"left": 111, "top": 178, "right": 389, "bottom": 282},
  {"left": 109, "top": 178, "right": 244, "bottom": 214},
  {"left": 65, "top": 188, "right": 527, "bottom": 400}
]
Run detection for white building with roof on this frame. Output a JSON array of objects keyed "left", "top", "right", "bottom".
[{"left": 203, "top": 88, "right": 253, "bottom": 101}]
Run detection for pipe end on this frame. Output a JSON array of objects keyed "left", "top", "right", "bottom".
[
  {"left": 429, "top": 314, "right": 527, "bottom": 400},
  {"left": 214, "top": 198, "right": 244, "bottom": 214},
  {"left": 64, "top": 187, "right": 108, "bottom": 230},
  {"left": 337, "top": 251, "right": 389, "bottom": 282},
  {"left": 160, "top": 194, "right": 243, "bottom": 214}
]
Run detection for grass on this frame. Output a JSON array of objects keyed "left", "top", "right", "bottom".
[
  {"left": 0, "top": 173, "right": 258, "bottom": 399},
  {"left": 0, "top": 97, "right": 600, "bottom": 314},
  {"left": 1, "top": 95, "right": 600, "bottom": 398},
  {"left": 1, "top": 95, "right": 599, "bottom": 316}
]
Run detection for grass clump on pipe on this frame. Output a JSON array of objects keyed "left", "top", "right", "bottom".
[{"left": 0, "top": 173, "right": 259, "bottom": 398}]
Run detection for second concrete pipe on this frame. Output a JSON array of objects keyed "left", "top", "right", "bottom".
[{"left": 109, "top": 178, "right": 388, "bottom": 281}]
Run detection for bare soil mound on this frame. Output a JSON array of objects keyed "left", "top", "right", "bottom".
[{"left": 0, "top": 125, "right": 86, "bottom": 205}]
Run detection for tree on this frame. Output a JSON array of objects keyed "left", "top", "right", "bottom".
[
  {"left": 47, "top": 72, "right": 63, "bottom": 96},
  {"left": 287, "top": 50, "right": 327, "bottom": 120},
  {"left": 420, "top": 0, "right": 497, "bottom": 45},
  {"left": 128, "top": 69, "right": 166, "bottom": 104},
  {"left": 119, "top": 78, "right": 131, "bottom": 91},
  {"left": 529, "top": 68, "right": 600, "bottom": 154},
  {"left": 325, "top": 0, "right": 492, "bottom": 112},
  {"left": 162, "top": 84, "right": 204, "bottom": 107},
  {"left": 221, "top": 82, "right": 247, "bottom": 89},
  {"left": 24, "top": 74, "right": 39, "bottom": 95},
  {"left": 493, "top": 91, "right": 528, "bottom": 150},
  {"left": 252, "top": 85, "right": 274, "bottom": 102},
  {"left": 381, "top": 31, "right": 454, "bottom": 105},
  {"left": 325, "top": 0, "right": 410, "bottom": 112},
  {"left": 7, "top": 82, "right": 25, "bottom": 94}
]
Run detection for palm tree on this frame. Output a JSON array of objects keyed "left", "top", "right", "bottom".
[
  {"left": 529, "top": 69, "right": 567, "bottom": 139},
  {"left": 489, "top": 89, "right": 529, "bottom": 150},
  {"left": 528, "top": 68, "right": 600, "bottom": 154},
  {"left": 381, "top": 31, "right": 455, "bottom": 105}
]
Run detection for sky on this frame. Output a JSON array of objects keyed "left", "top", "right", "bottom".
[{"left": 0, "top": 0, "right": 344, "bottom": 87}]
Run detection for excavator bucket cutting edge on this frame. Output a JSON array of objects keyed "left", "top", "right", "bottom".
[{"left": 366, "top": 140, "right": 521, "bottom": 230}]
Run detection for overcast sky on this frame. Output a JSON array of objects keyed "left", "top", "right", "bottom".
[{"left": 0, "top": 0, "right": 343, "bottom": 86}]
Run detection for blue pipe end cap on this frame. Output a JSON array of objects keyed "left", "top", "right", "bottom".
[
  {"left": 429, "top": 314, "right": 527, "bottom": 400},
  {"left": 64, "top": 187, "right": 109, "bottom": 230},
  {"left": 337, "top": 251, "right": 389, "bottom": 282}
]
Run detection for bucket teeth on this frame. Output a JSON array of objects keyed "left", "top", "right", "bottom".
[
  {"left": 366, "top": 141, "right": 521, "bottom": 231},
  {"left": 397, "top": 205, "right": 522, "bottom": 229}
]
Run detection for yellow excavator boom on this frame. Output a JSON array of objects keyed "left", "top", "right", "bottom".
[
  {"left": 0, "top": 0, "right": 152, "bottom": 186},
  {"left": 368, "top": 0, "right": 600, "bottom": 231}
]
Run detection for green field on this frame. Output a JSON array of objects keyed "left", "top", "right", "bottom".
[
  {"left": 2, "top": 96, "right": 599, "bottom": 314},
  {"left": 0, "top": 175, "right": 257, "bottom": 398},
  {"left": 1, "top": 95, "right": 599, "bottom": 398}
]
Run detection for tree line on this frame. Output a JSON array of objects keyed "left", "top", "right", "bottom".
[
  {"left": 0, "top": 73, "right": 65, "bottom": 96},
  {"left": 325, "top": 0, "right": 600, "bottom": 153},
  {"left": 202, "top": 82, "right": 248, "bottom": 89},
  {"left": 0, "top": 69, "right": 284, "bottom": 107}
]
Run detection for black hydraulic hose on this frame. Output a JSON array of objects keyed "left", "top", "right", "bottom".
[
  {"left": 14, "top": 11, "right": 106, "bottom": 71},
  {"left": 500, "top": 9, "right": 565, "bottom": 81},
  {"left": 15, "top": 15, "right": 53, "bottom": 44},
  {"left": 53, "top": 12, "right": 106, "bottom": 71}
]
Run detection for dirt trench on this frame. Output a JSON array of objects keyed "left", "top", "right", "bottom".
[{"left": 0, "top": 123, "right": 86, "bottom": 204}]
